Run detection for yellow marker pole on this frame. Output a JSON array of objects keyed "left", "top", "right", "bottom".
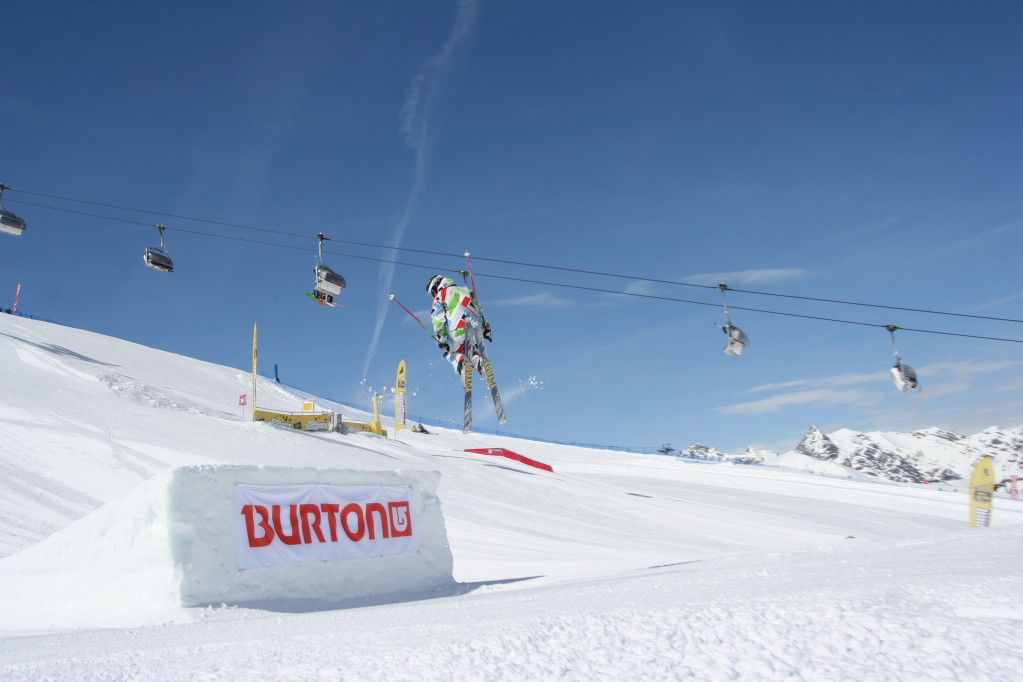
[
  {"left": 251, "top": 323, "right": 258, "bottom": 421},
  {"left": 970, "top": 456, "right": 996, "bottom": 527},
  {"left": 395, "top": 360, "right": 407, "bottom": 432}
]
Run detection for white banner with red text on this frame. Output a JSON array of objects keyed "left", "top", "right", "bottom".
[{"left": 234, "top": 484, "right": 419, "bottom": 569}]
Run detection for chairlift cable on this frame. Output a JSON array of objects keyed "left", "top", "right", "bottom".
[
  {"left": 4, "top": 194, "right": 1021, "bottom": 342},
  {"left": 7, "top": 188, "right": 1022, "bottom": 325}
]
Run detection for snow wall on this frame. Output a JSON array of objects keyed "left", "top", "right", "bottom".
[{"left": 0, "top": 465, "right": 454, "bottom": 629}]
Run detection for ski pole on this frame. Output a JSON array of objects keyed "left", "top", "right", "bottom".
[
  {"left": 464, "top": 250, "right": 480, "bottom": 298},
  {"left": 464, "top": 251, "right": 485, "bottom": 314},
  {"left": 462, "top": 251, "right": 491, "bottom": 329},
  {"left": 389, "top": 294, "right": 431, "bottom": 336}
]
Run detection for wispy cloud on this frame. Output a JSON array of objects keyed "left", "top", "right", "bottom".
[
  {"left": 820, "top": 216, "right": 901, "bottom": 246},
  {"left": 558, "top": 317, "right": 683, "bottom": 369},
  {"left": 622, "top": 280, "right": 659, "bottom": 296},
  {"left": 923, "top": 218, "right": 1022, "bottom": 261},
  {"left": 589, "top": 280, "right": 680, "bottom": 308},
  {"left": 743, "top": 379, "right": 811, "bottom": 394},
  {"left": 491, "top": 292, "right": 576, "bottom": 310},
  {"left": 718, "top": 389, "right": 875, "bottom": 415},
  {"left": 744, "top": 370, "right": 886, "bottom": 393},
  {"left": 361, "top": 0, "right": 479, "bottom": 379},
  {"left": 725, "top": 358, "right": 1023, "bottom": 415},
  {"left": 909, "top": 358, "right": 1023, "bottom": 398},
  {"left": 684, "top": 269, "right": 810, "bottom": 287},
  {"left": 397, "top": 308, "right": 432, "bottom": 324},
  {"left": 961, "top": 291, "right": 1023, "bottom": 313}
]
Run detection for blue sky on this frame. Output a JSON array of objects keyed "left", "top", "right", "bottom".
[{"left": 2, "top": 0, "right": 1021, "bottom": 452}]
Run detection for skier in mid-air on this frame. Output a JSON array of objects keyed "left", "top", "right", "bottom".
[{"left": 427, "top": 274, "right": 492, "bottom": 376}]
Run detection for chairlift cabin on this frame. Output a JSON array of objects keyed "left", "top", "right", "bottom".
[
  {"left": 716, "top": 283, "right": 750, "bottom": 356},
  {"left": 0, "top": 185, "right": 26, "bottom": 236},
  {"left": 144, "top": 225, "right": 174, "bottom": 273},
  {"left": 310, "top": 233, "right": 346, "bottom": 306},
  {"left": 891, "top": 360, "right": 918, "bottom": 392},
  {"left": 722, "top": 323, "right": 751, "bottom": 357},
  {"left": 886, "top": 325, "right": 919, "bottom": 391},
  {"left": 0, "top": 210, "right": 26, "bottom": 237},
  {"left": 314, "top": 264, "right": 346, "bottom": 297}
]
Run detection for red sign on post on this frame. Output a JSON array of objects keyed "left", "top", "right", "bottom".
[{"left": 239, "top": 394, "right": 248, "bottom": 406}]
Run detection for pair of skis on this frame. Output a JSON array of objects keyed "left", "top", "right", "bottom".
[
  {"left": 460, "top": 312, "right": 506, "bottom": 433},
  {"left": 459, "top": 251, "right": 507, "bottom": 432},
  {"left": 458, "top": 250, "right": 505, "bottom": 431}
]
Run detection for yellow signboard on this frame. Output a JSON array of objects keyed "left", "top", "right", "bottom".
[
  {"left": 254, "top": 409, "right": 332, "bottom": 432},
  {"left": 251, "top": 323, "right": 258, "bottom": 421},
  {"left": 395, "top": 360, "right": 407, "bottom": 431},
  {"left": 970, "top": 456, "right": 995, "bottom": 528}
]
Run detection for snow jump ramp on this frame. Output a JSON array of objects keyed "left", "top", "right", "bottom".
[{"left": 0, "top": 465, "right": 455, "bottom": 623}]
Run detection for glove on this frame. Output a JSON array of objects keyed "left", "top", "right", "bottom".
[
  {"left": 483, "top": 327, "right": 493, "bottom": 343},
  {"left": 438, "top": 341, "right": 450, "bottom": 354}
]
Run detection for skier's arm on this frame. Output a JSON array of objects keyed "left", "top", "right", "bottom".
[
  {"left": 466, "top": 293, "right": 493, "bottom": 341},
  {"left": 430, "top": 300, "right": 451, "bottom": 352}
]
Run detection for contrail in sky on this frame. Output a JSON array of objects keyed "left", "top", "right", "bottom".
[{"left": 360, "top": 0, "right": 479, "bottom": 382}]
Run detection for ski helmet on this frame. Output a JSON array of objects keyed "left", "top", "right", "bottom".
[{"left": 427, "top": 275, "right": 446, "bottom": 297}]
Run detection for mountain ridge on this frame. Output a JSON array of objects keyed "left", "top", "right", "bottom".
[{"left": 789, "top": 424, "right": 1023, "bottom": 483}]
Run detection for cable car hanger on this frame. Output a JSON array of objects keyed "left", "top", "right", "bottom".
[
  {"left": 309, "top": 233, "right": 346, "bottom": 307},
  {"left": 0, "top": 184, "right": 27, "bottom": 237},
  {"left": 716, "top": 283, "right": 750, "bottom": 356},
  {"left": 143, "top": 224, "right": 173, "bottom": 273},
  {"left": 886, "top": 325, "right": 919, "bottom": 391}
]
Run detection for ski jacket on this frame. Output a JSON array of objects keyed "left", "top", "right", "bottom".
[{"left": 430, "top": 278, "right": 489, "bottom": 349}]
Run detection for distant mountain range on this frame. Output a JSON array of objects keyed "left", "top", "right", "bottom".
[{"left": 678, "top": 426, "right": 1023, "bottom": 484}]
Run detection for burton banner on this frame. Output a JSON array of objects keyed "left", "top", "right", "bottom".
[
  {"left": 234, "top": 484, "right": 418, "bottom": 569},
  {"left": 969, "top": 456, "right": 996, "bottom": 528}
]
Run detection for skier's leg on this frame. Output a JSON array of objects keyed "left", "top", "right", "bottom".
[
  {"left": 448, "top": 341, "right": 467, "bottom": 374},
  {"left": 465, "top": 318, "right": 485, "bottom": 374}
]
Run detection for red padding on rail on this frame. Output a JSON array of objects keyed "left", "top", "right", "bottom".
[{"left": 464, "top": 448, "right": 554, "bottom": 472}]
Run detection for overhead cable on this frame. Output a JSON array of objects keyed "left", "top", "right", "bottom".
[
  {"left": 10, "top": 189, "right": 1022, "bottom": 325},
  {"left": 8, "top": 192, "right": 1023, "bottom": 343}
]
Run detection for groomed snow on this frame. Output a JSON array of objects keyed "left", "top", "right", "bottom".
[{"left": 1, "top": 313, "right": 1021, "bottom": 681}]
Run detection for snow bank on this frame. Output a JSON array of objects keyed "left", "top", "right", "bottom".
[{"left": 0, "top": 465, "right": 454, "bottom": 630}]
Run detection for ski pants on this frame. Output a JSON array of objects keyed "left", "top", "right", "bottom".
[{"left": 443, "top": 316, "right": 484, "bottom": 375}]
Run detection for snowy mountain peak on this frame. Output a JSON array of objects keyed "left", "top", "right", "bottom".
[
  {"left": 791, "top": 424, "right": 1023, "bottom": 484},
  {"left": 680, "top": 443, "right": 728, "bottom": 460},
  {"left": 909, "top": 427, "right": 963, "bottom": 442},
  {"left": 740, "top": 446, "right": 776, "bottom": 464},
  {"left": 795, "top": 426, "right": 840, "bottom": 461}
]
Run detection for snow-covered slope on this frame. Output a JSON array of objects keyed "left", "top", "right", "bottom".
[{"left": 1, "top": 313, "right": 1022, "bottom": 681}]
